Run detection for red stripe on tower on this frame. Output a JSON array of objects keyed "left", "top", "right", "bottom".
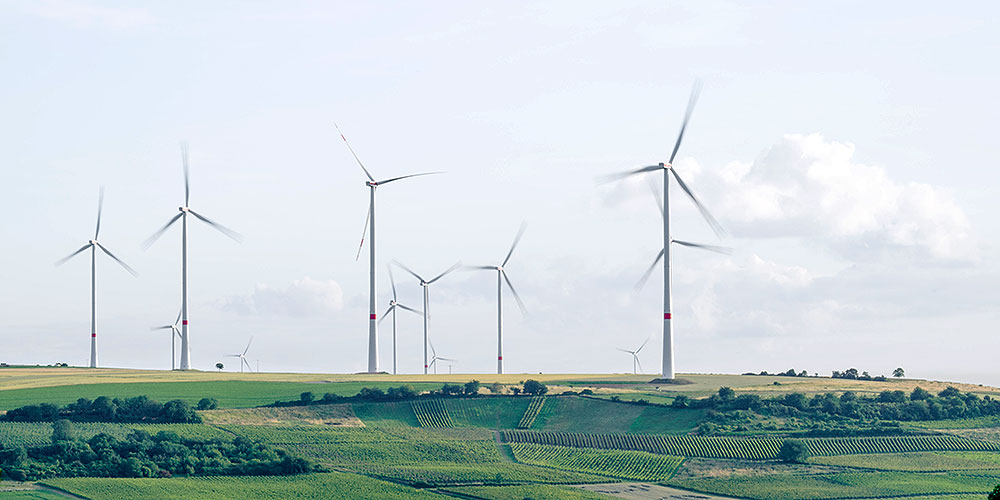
[
  {"left": 182, "top": 320, "right": 189, "bottom": 325},
  {"left": 370, "top": 314, "right": 376, "bottom": 320},
  {"left": 498, "top": 356, "right": 503, "bottom": 360},
  {"left": 664, "top": 313, "right": 672, "bottom": 319},
  {"left": 92, "top": 333, "right": 96, "bottom": 338}
]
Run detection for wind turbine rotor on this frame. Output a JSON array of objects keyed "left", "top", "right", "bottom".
[
  {"left": 634, "top": 248, "right": 665, "bottom": 291},
  {"left": 94, "top": 185, "right": 104, "bottom": 240}
]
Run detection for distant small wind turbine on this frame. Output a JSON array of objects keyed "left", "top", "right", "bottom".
[
  {"left": 150, "top": 309, "right": 182, "bottom": 370},
  {"left": 605, "top": 82, "right": 730, "bottom": 379},
  {"left": 226, "top": 337, "right": 254, "bottom": 373},
  {"left": 468, "top": 223, "right": 528, "bottom": 375},
  {"left": 56, "top": 186, "right": 138, "bottom": 368},
  {"left": 336, "top": 124, "right": 441, "bottom": 374},
  {"left": 428, "top": 338, "right": 456, "bottom": 375},
  {"left": 378, "top": 265, "right": 422, "bottom": 375},
  {"left": 143, "top": 144, "right": 241, "bottom": 371},
  {"left": 617, "top": 338, "right": 650, "bottom": 375},
  {"left": 393, "top": 260, "right": 461, "bottom": 374}
]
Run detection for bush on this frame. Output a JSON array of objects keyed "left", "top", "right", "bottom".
[
  {"left": 51, "top": 420, "right": 75, "bottom": 442},
  {"left": 988, "top": 483, "right": 1000, "bottom": 500},
  {"left": 299, "top": 392, "right": 315, "bottom": 404},
  {"left": 671, "top": 395, "right": 690, "bottom": 408},
  {"left": 196, "top": 398, "right": 219, "bottom": 410},
  {"left": 464, "top": 380, "right": 481, "bottom": 396},
  {"left": 523, "top": 380, "right": 547, "bottom": 396},
  {"left": 778, "top": 439, "right": 809, "bottom": 463}
]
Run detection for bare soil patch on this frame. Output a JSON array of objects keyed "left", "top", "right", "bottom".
[{"left": 199, "top": 404, "right": 364, "bottom": 427}]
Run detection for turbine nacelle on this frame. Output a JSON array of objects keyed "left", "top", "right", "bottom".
[{"left": 178, "top": 207, "right": 190, "bottom": 212}]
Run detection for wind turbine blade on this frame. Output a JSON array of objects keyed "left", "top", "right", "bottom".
[
  {"left": 669, "top": 80, "right": 702, "bottom": 164},
  {"left": 376, "top": 172, "right": 443, "bottom": 185},
  {"left": 465, "top": 265, "right": 497, "bottom": 270},
  {"left": 669, "top": 168, "right": 726, "bottom": 238},
  {"left": 243, "top": 358, "right": 253, "bottom": 373},
  {"left": 635, "top": 356, "right": 644, "bottom": 374},
  {"left": 437, "top": 357, "right": 457, "bottom": 362},
  {"left": 428, "top": 338, "right": 437, "bottom": 359},
  {"left": 96, "top": 242, "right": 138, "bottom": 277},
  {"left": 55, "top": 244, "right": 92, "bottom": 267},
  {"left": 94, "top": 185, "right": 104, "bottom": 240},
  {"left": 427, "top": 262, "right": 462, "bottom": 284},
  {"left": 501, "top": 222, "right": 527, "bottom": 267},
  {"left": 501, "top": 271, "right": 527, "bottom": 316},
  {"left": 599, "top": 165, "right": 663, "bottom": 184},
  {"left": 188, "top": 210, "right": 243, "bottom": 242},
  {"left": 181, "top": 142, "right": 190, "bottom": 206},
  {"left": 393, "top": 260, "right": 425, "bottom": 283},
  {"left": 672, "top": 239, "right": 732, "bottom": 255},
  {"left": 377, "top": 304, "right": 394, "bottom": 324},
  {"left": 647, "top": 175, "right": 664, "bottom": 217},
  {"left": 242, "top": 337, "right": 253, "bottom": 356},
  {"left": 334, "top": 123, "right": 375, "bottom": 182},
  {"left": 387, "top": 264, "right": 397, "bottom": 300},
  {"left": 225, "top": 354, "right": 241, "bottom": 357},
  {"left": 396, "top": 303, "right": 422, "bottom": 315},
  {"left": 175, "top": 309, "right": 182, "bottom": 326},
  {"left": 635, "top": 248, "right": 665, "bottom": 291},
  {"left": 636, "top": 337, "right": 650, "bottom": 353},
  {"left": 142, "top": 213, "right": 183, "bottom": 249},
  {"left": 355, "top": 201, "right": 371, "bottom": 261},
  {"left": 151, "top": 325, "right": 173, "bottom": 331},
  {"left": 616, "top": 347, "right": 633, "bottom": 354}
]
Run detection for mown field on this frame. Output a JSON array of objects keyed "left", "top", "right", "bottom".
[{"left": 1, "top": 368, "right": 1000, "bottom": 500}]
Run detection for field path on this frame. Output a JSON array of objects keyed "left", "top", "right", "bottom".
[
  {"left": 493, "top": 430, "right": 515, "bottom": 462},
  {"left": 577, "top": 482, "right": 743, "bottom": 500},
  {"left": 35, "top": 483, "right": 91, "bottom": 500}
]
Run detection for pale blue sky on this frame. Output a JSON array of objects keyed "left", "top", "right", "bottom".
[{"left": 2, "top": 1, "right": 997, "bottom": 383}]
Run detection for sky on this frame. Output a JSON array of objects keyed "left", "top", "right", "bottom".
[{"left": 2, "top": 1, "right": 998, "bottom": 384}]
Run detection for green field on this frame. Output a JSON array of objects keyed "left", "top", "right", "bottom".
[
  {"left": 444, "top": 484, "right": 610, "bottom": 500},
  {"left": 42, "top": 473, "right": 441, "bottom": 500},
  {"left": 510, "top": 442, "right": 684, "bottom": 481},
  {"left": 810, "top": 451, "right": 1000, "bottom": 471}
]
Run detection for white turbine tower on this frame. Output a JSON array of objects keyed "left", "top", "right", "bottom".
[
  {"left": 427, "top": 338, "right": 456, "bottom": 375},
  {"left": 226, "top": 337, "right": 254, "bottom": 373},
  {"left": 607, "top": 82, "right": 729, "bottom": 379},
  {"left": 378, "top": 266, "right": 422, "bottom": 375},
  {"left": 150, "top": 309, "right": 182, "bottom": 370},
  {"left": 56, "top": 186, "right": 138, "bottom": 368},
  {"left": 617, "top": 338, "right": 650, "bottom": 375},
  {"left": 469, "top": 223, "right": 527, "bottom": 374},
  {"left": 143, "top": 144, "right": 241, "bottom": 371},
  {"left": 393, "top": 261, "right": 461, "bottom": 375},
  {"left": 335, "top": 124, "right": 441, "bottom": 374}
]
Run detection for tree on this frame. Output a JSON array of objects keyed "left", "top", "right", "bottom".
[
  {"left": 511, "top": 387, "right": 521, "bottom": 396},
  {"left": 488, "top": 382, "right": 504, "bottom": 394},
  {"left": 778, "top": 439, "right": 809, "bottom": 463},
  {"left": 215, "top": 363, "right": 224, "bottom": 372},
  {"left": 718, "top": 387, "right": 735, "bottom": 400},
  {"left": 522, "top": 380, "right": 547, "bottom": 396},
  {"left": 464, "top": 380, "right": 481, "bottom": 396},
  {"left": 893, "top": 367, "right": 905, "bottom": 378},
  {"left": 988, "top": 483, "right": 1000, "bottom": 500},
  {"left": 299, "top": 392, "right": 315, "bottom": 404},
  {"left": 910, "top": 387, "right": 930, "bottom": 401},
  {"left": 197, "top": 398, "right": 219, "bottom": 410},
  {"left": 671, "top": 395, "right": 690, "bottom": 408},
  {"left": 52, "top": 419, "right": 75, "bottom": 442}
]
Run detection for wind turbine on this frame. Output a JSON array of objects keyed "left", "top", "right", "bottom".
[
  {"left": 427, "top": 338, "right": 456, "bottom": 375},
  {"left": 469, "top": 223, "right": 528, "bottom": 374},
  {"left": 226, "top": 337, "right": 254, "bottom": 373},
  {"left": 56, "top": 186, "right": 138, "bottom": 368},
  {"left": 606, "top": 82, "right": 730, "bottom": 380},
  {"left": 393, "top": 260, "right": 461, "bottom": 374},
  {"left": 335, "top": 124, "right": 441, "bottom": 374},
  {"left": 150, "top": 309, "right": 182, "bottom": 370},
  {"left": 617, "top": 338, "right": 650, "bottom": 375},
  {"left": 378, "top": 265, "right": 422, "bottom": 375},
  {"left": 143, "top": 144, "right": 241, "bottom": 371}
]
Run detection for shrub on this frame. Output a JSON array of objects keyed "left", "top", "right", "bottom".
[
  {"left": 523, "top": 380, "right": 547, "bottom": 396},
  {"left": 51, "top": 420, "right": 75, "bottom": 442},
  {"left": 778, "top": 439, "right": 809, "bottom": 463},
  {"left": 197, "top": 398, "right": 219, "bottom": 410}
]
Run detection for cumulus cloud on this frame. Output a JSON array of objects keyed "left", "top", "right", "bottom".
[
  {"left": 222, "top": 277, "right": 344, "bottom": 316},
  {"left": 699, "top": 134, "right": 974, "bottom": 262}
]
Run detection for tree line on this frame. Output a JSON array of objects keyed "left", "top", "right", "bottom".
[
  {"left": 0, "top": 421, "right": 315, "bottom": 481},
  {"left": 0, "top": 396, "right": 215, "bottom": 423}
]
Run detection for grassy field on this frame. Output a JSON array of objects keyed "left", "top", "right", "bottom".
[
  {"left": 510, "top": 442, "right": 684, "bottom": 481},
  {"left": 42, "top": 473, "right": 442, "bottom": 500},
  {"left": 810, "top": 451, "right": 1000, "bottom": 471},
  {"left": 0, "top": 421, "right": 231, "bottom": 448}
]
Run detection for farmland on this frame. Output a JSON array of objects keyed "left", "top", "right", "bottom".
[{"left": 1, "top": 368, "right": 1000, "bottom": 500}]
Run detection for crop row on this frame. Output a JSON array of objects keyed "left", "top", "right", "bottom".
[
  {"left": 501, "top": 431, "right": 1000, "bottom": 460},
  {"left": 517, "top": 397, "right": 545, "bottom": 429},
  {"left": 412, "top": 400, "right": 454, "bottom": 428},
  {"left": 352, "top": 461, "right": 608, "bottom": 486},
  {"left": 510, "top": 442, "right": 683, "bottom": 481}
]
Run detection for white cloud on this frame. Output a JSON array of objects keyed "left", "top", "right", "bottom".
[
  {"left": 688, "top": 134, "right": 974, "bottom": 262},
  {"left": 222, "top": 277, "right": 344, "bottom": 317}
]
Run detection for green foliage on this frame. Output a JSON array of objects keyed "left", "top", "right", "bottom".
[
  {"left": 0, "top": 429, "right": 316, "bottom": 481},
  {"left": 299, "top": 392, "right": 315, "bottom": 404},
  {"left": 893, "top": 367, "right": 905, "bottom": 378},
  {"left": 778, "top": 439, "right": 808, "bottom": 462},
  {"left": 811, "top": 451, "right": 1000, "bottom": 471},
  {"left": 463, "top": 380, "right": 481, "bottom": 396},
  {"left": 196, "top": 398, "right": 219, "bottom": 410},
  {"left": 989, "top": 483, "right": 1000, "bottom": 500},
  {"left": 510, "top": 442, "right": 683, "bottom": 481},
  {"left": 3, "top": 395, "right": 200, "bottom": 423},
  {"left": 51, "top": 419, "right": 75, "bottom": 442},
  {"left": 412, "top": 400, "right": 454, "bottom": 428},
  {"left": 523, "top": 380, "right": 547, "bottom": 396}
]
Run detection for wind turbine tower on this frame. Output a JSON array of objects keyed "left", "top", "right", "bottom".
[
  {"left": 394, "top": 261, "right": 460, "bottom": 374},
  {"left": 336, "top": 124, "right": 440, "bottom": 374},
  {"left": 56, "top": 187, "right": 138, "bottom": 368},
  {"left": 469, "top": 223, "right": 527, "bottom": 374}
]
